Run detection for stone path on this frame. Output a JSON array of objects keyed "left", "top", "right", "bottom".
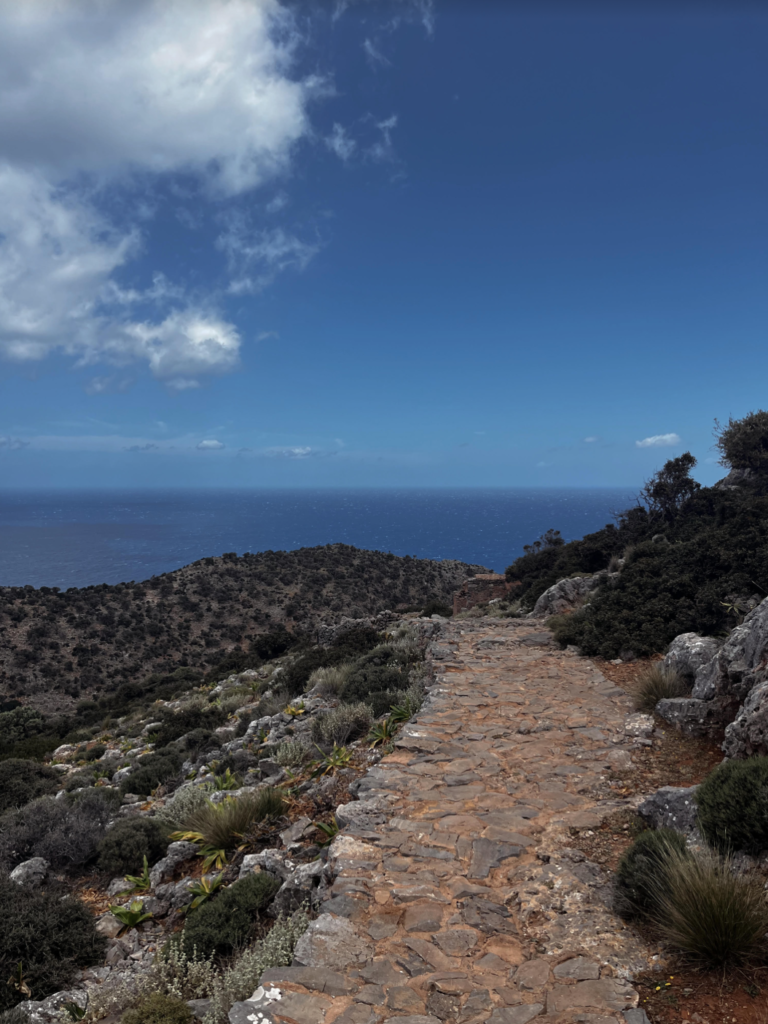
[{"left": 245, "top": 618, "right": 655, "bottom": 1024}]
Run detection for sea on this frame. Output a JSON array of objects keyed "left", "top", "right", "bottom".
[{"left": 0, "top": 488, "right": 638, "bottom": 590}]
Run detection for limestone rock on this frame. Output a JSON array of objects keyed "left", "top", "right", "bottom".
[
  {"left": 292, "top": 915, "right": 374, "bottom": 970},
  {"left": 637, "top": 785, "right": 700, "bottom": 834},
  {"left": 662, "top": 633, "right": 719, "bottom": 685},
  {"left": 9, "top": 857, "right": 49, "bottom": 887},
  {"left": 149, "top": 840, "right": 199, "bottom": 887},
  {"left": 655, "top": 696, "right": 736, "bottom": 737},
  {"left": 723, "top": 680, "right": 768, "bottom": 758}
]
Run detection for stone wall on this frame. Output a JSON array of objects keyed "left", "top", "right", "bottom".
[{"left": 453, "top": 573, "right": 517, "bottom": 615}]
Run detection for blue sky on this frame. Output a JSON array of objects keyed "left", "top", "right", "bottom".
[{"left": 0, "top": 0, "right": 765, "bottom": 489}]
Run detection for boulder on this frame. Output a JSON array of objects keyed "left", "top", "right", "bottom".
[
  {"left": 532, "top": 573, "right": 616, "bottom": 618},
  {"left": 292, "top": 915, "right": 374, "bottom": 970},
  {"left": 9, "top": 857, "right": 49, "bottom": 887},
  {"left": 655, "top": 696, "right": 737, "bottom": 737},
  {"left": 694, "top": 597, "right": 768, "bottom": 702},
  {"left": 662, "top": 633, "right": 720, "bottom": 685},
  {"left": 335, "top": 797, "right": 390, "bottom": 832},
  {"left": 23, "top": 988, "right": 88, "bottom": 1024},
  {"left": 270, "top": 859, "right": 326, "bottom": 917},
  {"left": 637, "top": 785, "right": 700, "bottom": 833},
  {"left": 723, "top": 680, "right": 768, "bottom": 758},
  {"left": 149, "top": 840, "right": 199, "bottom": 887}
]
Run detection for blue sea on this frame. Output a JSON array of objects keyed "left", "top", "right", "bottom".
[{"left": 0, "top": 489, "right": 638, "bottom": 590}]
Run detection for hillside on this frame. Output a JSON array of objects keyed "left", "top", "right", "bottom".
[{"left": 0, "top": 544, "right": 484, "bottom": 708}]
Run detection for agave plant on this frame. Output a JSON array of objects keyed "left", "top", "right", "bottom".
[
  {"left": 313, "top": 817, "right": 340, "bottom": 846},
  {"left": 122, "top": 855, "right": 151, "bottom": 893},
  {"left": 186, "top": 873, "right": 225, "bottom": 913},
  {"left": 212, "top": 767, "right": 241, "bottom": 791},
  {"left": 109, "top": 899, "right": 153, "bottom": 934},
  {"left": 368, "top": 718, "right": 398, "bottom": 747},
  {"left": 310, "top": 743, "right": 351, "bottom": 777}
]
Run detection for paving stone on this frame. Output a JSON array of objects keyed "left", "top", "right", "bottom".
[
  {"left": 487, "top": 1005, "right": 545, "bottom": 1024},
  {"left": 432, "top": 929, "right": 478, "bottom": 956},
  {"left": 260, "top": 968, "right": 357, "bottom": 997},
  {"left": 553, "top": 957, "right": 601, "bottom": 981},
  {"left": 404, "top": 903, "right": 444, "bottom": 932},
  {"left": 361, "top": 961, "right": 409, "bottom": 986},
  {"left": 354, "top": 986, "right": 385, "bottom": 1005},
  {"left": 292, "top": 916, "right": 374, "bottom": 970},
  {"left": 546, "top": 980, "right": 637, "bottom": 1014},
  {"left": 468, "top": 839, "right": 523, "bottom": 879},
  {"left": 381, "top": 1017, "right": 440, "bottom": 1024},
  {"left": 271, "top": 992, "right": 332, "bottom": 1024},
  {"left": 512, "top": 960, "right": 550, "bottom": 990},
  {"left": 367, "top": 913, "right": 402, "bottom": 940},
  {"left": 386, "top": 987, "right": 425, "bottom": 1012}
]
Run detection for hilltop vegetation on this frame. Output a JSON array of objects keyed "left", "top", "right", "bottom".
[
  {"left": 0, "top": 544, "right": 482, "bottom": 713},
  {"left": 505, "top": 412, "right": 768, "bottom": 658}
]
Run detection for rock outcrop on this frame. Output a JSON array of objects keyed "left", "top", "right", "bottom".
[
  {"left": 531, "top": 572, "right": 617, "bottom": 618},
  {"left": 656, "top": 596, "right": 768, "bottom": 753},
  {"left": 453, "top": 574, "right": 516, "bottom": 615}
]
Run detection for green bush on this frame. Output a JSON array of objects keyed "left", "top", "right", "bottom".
[
  {"left": 64, "top": 767, "right": 97, "bottom": 792},
  {"left": 121, "top": 992, "right": 192, "bottom": 1024},
  {"left": 696, "top": 757, "right": 768, "bottom": 854},
  {"left": 310, "top": 702, "right": 373, "bottom": 747},
  {"left": 632, "top": 664, "right": 688, "bottom": 713},
  {"left": 613, "top": 828, "right": 689, "bottom": 920},
  {"left": 655, "top": 846, "right": 768, "bottom": 966},
  {"left": 181, "top": 873, "right": 281, "bottom": 960},
  {"left": 97, "top": 817, "right": 169, "bottom": 877},
  {"left": 715, "top": 410, "right": 768, "bottom": 473},
  {"left": 340, "top": 645, "right": 411, "bottom": 714},
  {"left": 0, "top": 875, "right": 106, "bottom": 1011},
  {"left": 0, "top": 759, "right": 59, "bottom": 813},
  {"left": 421, "top": 599, "right": 453, "bottom": 618},
  {"left": 0, "top": 791, "right": 115, "bottom": 871},
  {"left": 179, "top": 728, "right": 217, "bottom": 755},
  {"left": 122, "top": 752, "right": 182, "bottom": 796},
  {"left": 155, "top": 708, "right": 226, "bottom": 748},
  {"left": 85, "top": 743, "right": 107, "bottom": 761},
  {"left": 0, "top": 707, "right": 45, "bottom": 753}
]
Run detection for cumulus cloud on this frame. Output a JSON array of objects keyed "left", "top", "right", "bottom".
[
  {"left": 636, "top": 433, "right": 681, "bottom": 449},
  {"left": 0, "top": 0, "right": 316, "bottom": 386},
  {"left": 196, "top": 439, "right": 225, "bottom": 450}
]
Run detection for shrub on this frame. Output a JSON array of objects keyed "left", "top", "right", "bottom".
[
  {"left": 340, "top": 645, "right": 411, "bottom": 712},
  {"left": 203, "top": 908, "right": 310, "bottom": 1024},
  {"left": 98, "top": 817, "right": 169, "bottom": 877},
  {"left": 0, "top": 791, "right": 115, "bottom": 871},
  {"left": 0, "top": 706, "right": 45, "bottom": 753},
  {"left": 64, "top": 768, "right": 97, "bottom": 792},
  {"left": 654, "top": 846, "right": 768, "bottom": 966},
  {"left": 179, "top": 789, "right": 285, "bottom": 851},
  {"left": 85, "top": 743, "right": 107, "bottom": 761},
  {"left": 0, "top": 759, "right": 59, "bottom": 813},
  {"left": 631, "top": 664, "right": 688, "bottom": 712},
  {"left": 155, "top": 709, "right": 226, "bottom": 749},
  {"left": 158, "top": 784, "right": 214, "bottom": 831},
  {"left": 121, "top": 993, "right": 192, "bottom": 1024},
  {"left": 122, "top": 752, "right": 182, "bottom": 796},
  {"left": 273, "top": 740, "right": 312, "bottom": 768},
  {"left": 715, "top": 410, "right": 768, "bottom": 473},
  {"left": 696, "top": 756, "right": 768, "bottom": 854},
  {"left": 179, "top": 728, "right": 217, "bottom": 755},
  {"left": 181, "top": 873, "right": 281, "bottom": 960},
  {"left": 0, "top": 874, "right": 106, "bottom": 1011},
  {"left": 421, "top": 599, "right": 453, "bottom": 618},
  {"left": 310, "top": 702, "right": 373, "bottom": 747},
  {"left": 614, "top": 828, "right": 689, "bottom": 920},
  {"left": 306, "top": 663, "right": 354, "bottom": 697}
]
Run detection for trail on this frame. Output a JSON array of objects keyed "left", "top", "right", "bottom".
[{"left": 244, "top": 617, "right": 653, "bottom": 1024}]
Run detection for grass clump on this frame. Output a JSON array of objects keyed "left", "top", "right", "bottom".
[
  {"left": 310, "top": 702, "right": 373, "bottom": 747},
  {"left": 121, "top": 993, "right": 192, "bottom": 1024},
  {"left": 0, "top": 875, "right": 106, "bottom": 1011},
  {"left": 655, "top": 846, "right": 768, "bottom": 967},
  {"left": 306, "top": 663, "right": 354, "bottom": 697},
  {"left": 181, "top": 873, "right": 280, "bottom": 960},
  {"left": 0, "top": 759, "right": 59, "bottom": 813},
  {"left": 98, "top": 817, "right": 169, "bottom": 877},
  {"left": 614, "top": 828, "right": 689, "bottom": 920},
  {"left": 177, "top": 788, "right": 285, "bottom": 851},
  {"left": 631, "top": 664, "right": 688, "bottom": 712},
  {"left": 696, "top": 756, "right": 768, "bottom": 854},
  {"left": 273, "top": 740, "right": 312, "bottom": 768},
  {"left": 0, "top": 790, "right": 116, "bottom": 872}
]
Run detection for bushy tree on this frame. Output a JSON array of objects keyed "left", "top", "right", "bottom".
[
  {"left": 715, "top": 410, "right": 768, "bottom": 473},
  {"left": 0, "top": 760, "right": 59, "bottom": 814},
  {"left": 640, "top": 452, "right": 700, "bottom": 524}
]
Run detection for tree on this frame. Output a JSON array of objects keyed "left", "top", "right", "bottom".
[
  {"left": 640, "top": 452, "right": 700, "bottom": 524},
  {"left": 714, "top": 411, "right": 768, "bottom": 473},
  {"left": 523, "top": 529, "right": 565, "bottom": 556}
]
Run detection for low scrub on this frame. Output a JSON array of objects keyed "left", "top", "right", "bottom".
[
  {"left": 654, "top": 846, "right": 768, "bottom": 966},
  {"left": 306, "top": 663, "right": 354, "bottom": 697},
  {"left": 696, "top": 756, "right": 768, "bottom": 854},
  {"left": 631, "top": 664, "right": 688, "bottom": 713},
  {"left": 177, "top": 789, "right": 285, "bottom": 851},
  {"left": 614, "top": 828, "right": 689, "bottom": 920},
  {"left": 181, "top": 873, "right": 280, "bottom": 960},
  {"left": 273, "top": 740, "right": 312, "bottom": 768},
  {"left": 0, "top": 759, "right": 59, "bottom": 813},
  {"left": 0, "top": 875, "right": 106, "bottom": 1011},
  {"left": 121, "top": 993, "right": 192, "bottom": 1024},
  {"left": 98, "top": 816, "right": 169, "bottom": 877},
  {"left": 122, "top": 751, "right": 182, "bottom": 796},
  {"left": 0, "top": 790, "right": 116, "bottom": 872},
  {"left": 310, "top": 702, "right": 373, "bottom": 747}
]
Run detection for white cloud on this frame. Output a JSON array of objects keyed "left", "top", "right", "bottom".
[
  {"left": 84, "top": 375, "right": 134, "bottom": 395},
  {"left": 0, "top": 0, "right": 317, "bottom": 385},
  {"left": 635, "top": 433, "right": 681, "bottom": 449},
  {"left": 196, "top": 439, "right": 225, "bottom": 450},
  {"left": 218, "top": 224, "right": 320, "bottom": 295},
  {"left": 325, "top": 123, "right": 357, "bottom": 162},
  {"left": 583, "top": 436, "right": 599, "bottom": 443},
  {"left": 0, "top": 436, "right": 28, "bottom": 450},
  {"left": 368, "top": 114, "right": 399, "bottom": 162},
  {"left": 363, "top": 38, "right": 391, "bottom": 68}
]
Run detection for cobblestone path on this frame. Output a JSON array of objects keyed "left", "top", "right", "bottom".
[{"left": 249, "top": 618, "right": 654, "bottom": 1024}]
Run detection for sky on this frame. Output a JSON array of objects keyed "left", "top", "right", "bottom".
[{"left": 0, "top": 0, "right": 765, "bottom": 490}]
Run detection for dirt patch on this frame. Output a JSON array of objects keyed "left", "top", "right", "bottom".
[{"left": 637, "top": 965, "right": 768, "bottom": 1024}]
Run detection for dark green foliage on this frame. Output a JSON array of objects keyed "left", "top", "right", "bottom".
[
  {"left": 97, "top": 817, "right": 169, "bottom": 876},
  {"left": 715, "top": 411, "right": 768, "bottom": 473},
  {"left": 614, "top": 828, "right": 689, "bottom": 920},
  {"left": 179, "top": 727, "right": 217, "bottom": 755},
  {"left": 640, "top": 452, "right": 700, "bottom": 524},
  {"left": 155, "top": 708, "right": 226, "bottom": 748},
  {"left": 64, "top": 768, "right": 96, "bottom": 792},
  {"left": 274, "top": 627, "right": 382, "bottom": 699},
  {"left": 523, "top": 528, "right": 564, "bottom": 556},
  {"left": 0, "top": 759, "right": 59, "bottom": 813},
  {"left": 121, "top": 993, "right": 193, "bottom": 1024},
  {"left": 121, "top": 752, "right": 182, "bottom": 796},
  {"left": 696, "top": 757, "right": 768, "bottom": 854},
  {"left": 421, "top": 599, "right": 453, "bottom": 618},
  {"left": 0, "top": 790, "right": 116, "bottom": 871},
  {"left": 340, "top": 644, "right": 411, "bottom": 713},
  {"left": 85, "top": 743, "right": 107, "bottom": 761},
  {"left": 0, "top": 875, "right": 106, "bottom": 1010},
  {"left": 180, "top": 873, "right": 281, "bottom": 960}
]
